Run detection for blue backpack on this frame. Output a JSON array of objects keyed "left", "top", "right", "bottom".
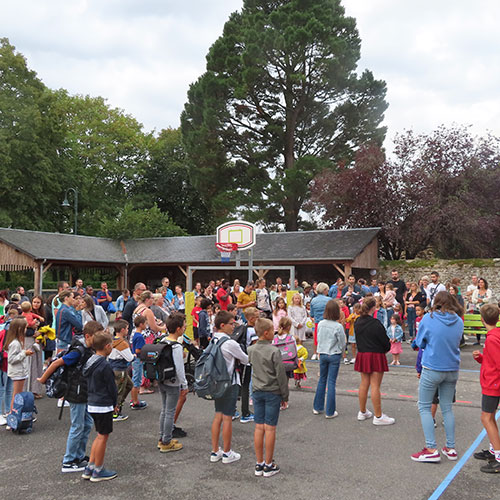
[
  {"left": 7, "top": 392, "right": 37, "bottom": 433},
  {"left": 194, "top": 337, "right": 231, "bottom": 400}
]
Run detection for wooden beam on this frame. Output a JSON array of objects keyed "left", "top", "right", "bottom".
[
  {"left": 177, "top": 265, "right": 187, "bottom": 277},
  {"left": 333, "top": 263, "right": 345, "bottom": 278},
  {"left": 42, "top": 262, "right": 53, "bottom": 274}
]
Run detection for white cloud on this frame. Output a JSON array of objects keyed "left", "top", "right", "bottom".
[{"left": 1, "top": 0, "right": 499, "bottom": 141}]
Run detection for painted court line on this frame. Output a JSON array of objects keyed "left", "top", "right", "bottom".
[{"left": 428, "top": 409, "right": 500, "bottom": 500}]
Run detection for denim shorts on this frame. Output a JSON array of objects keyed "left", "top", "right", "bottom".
[
  {"left": 214, "top": 384, "right": 239, "bottom": 417},
  {"left": 131, "top": 358, "right": 143, "bottom": 387},
  {"left": 253, "top": 391, "right": 281, "bottom": 426}
]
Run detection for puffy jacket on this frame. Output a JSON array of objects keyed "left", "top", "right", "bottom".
[{"left": 55, "top": 304, "right": 83, "bottom": 345}]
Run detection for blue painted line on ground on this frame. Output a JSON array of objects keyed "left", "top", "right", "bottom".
[{"left": 427, "top": 409, "right": 500, "bottom": 500}]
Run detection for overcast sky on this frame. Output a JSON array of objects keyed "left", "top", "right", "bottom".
[{"left": 2, "top": 0, "right": 500, "bottom": 145}]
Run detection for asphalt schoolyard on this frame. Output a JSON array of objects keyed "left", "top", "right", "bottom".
[{"left": 2, "top": 340, "right": 498, "bottom": 500}]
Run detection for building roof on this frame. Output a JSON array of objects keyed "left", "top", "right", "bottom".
[{"left": 0, "top": 227, "right": 379, "bottom": 265}]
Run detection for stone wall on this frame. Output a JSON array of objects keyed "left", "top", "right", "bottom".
[{"left": 378, "top": 258, "right": 500, "bottom": 302}]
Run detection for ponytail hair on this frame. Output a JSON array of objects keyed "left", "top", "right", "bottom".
[
  {"left": 360, "top": 297, "right": 376, "bottom": 316},
  {"left": 278, "top": 316, "right": 292, "bottom": 335}
]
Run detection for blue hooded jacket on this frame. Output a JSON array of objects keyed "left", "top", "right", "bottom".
[{"left": 415, "top": 312, "right": 462, "bottom": 371}]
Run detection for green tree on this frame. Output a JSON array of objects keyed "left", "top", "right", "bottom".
[
  {"left": 182, "top": 0, "right": 387, "bottom": 230},
  {"left": 97, "top": 203, "right": 186, "bottom": 240},
  {"left": 135, "top": 128, "right": 213, "bottom": 234}
]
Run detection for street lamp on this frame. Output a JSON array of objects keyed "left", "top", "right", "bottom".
[{"left": 62, "top": 188, "right": 78, "bottom": 235}]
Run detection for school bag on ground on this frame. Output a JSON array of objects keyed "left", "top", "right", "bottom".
[
  {"left": 272, "top": 335, "right": 299, "bottom": 372},
  {"left": 7, "top": 391, "right": 37, "bottom": 433},
  {"left": 139, "top": 338, "right": 176, "bottom": 383},
  {"left": 194, "top": 336, "right": 231, "bottom": 400}
]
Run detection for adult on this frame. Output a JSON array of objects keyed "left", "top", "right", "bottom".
[
  {"left": 73, "top": 279, "right": 85, "bottom": 296},
  {"left": 412, "top": 291, "right": 463, "bottom": 462},
  {"left": 193, "top": 282, "right": 203, "bottom": 298},
  {"left": 161, "top": 277, "right": 174, "bottom": 304},
  {"left": 96, "top": 281, "right": 113, "bottom": 313},
  {"left": 465, "top": 275, "right": 479, "bottom": 313},
  {"left": 236, "top": 281, "right": 257, "bottom": 317},
  {"left": 81, "top": 294, "right": 109, "bottom": 329},
  {"left": 328, "top": 278, "right": 343, "bottom": 299},
  {"left": 133, "top": 290, "right": 162, "bottom": 342},
  {"left": 15, "top": 286, "right": 29, "bottom": 303},
  {"left": 358, "top": 279, "right": 371, "bottom": 296},
  {"left": 85, "top": 285, "right": 98, "bottom": 305},
  {"left": 0, "top": 290, "right": 9, "bottom": 316},
  {"left": 32, "top": 295, "right": 54, "bottom": 363},
  {"left": 276, "top": 276, "right": 288, "bottom": 291},
  {"left": 55, "top": 290, "right": 83, "bottom": 352},
  {"left": 255, "top": 278, "right": 272, "bottom": 318},
  {"left": 405, "top": 282, "right": 425, "bottom": 342},
  {"left": 354, "top": 297, "right": 394, "bottom": 425},
  {"left": 216, "top": 280, "right": 232, "bottom": 311},
  {"left": 115, "top": 289, "right": 130, "bottom": 318},
  {"left": 293, "top": 279, "right": 304, "bottom": 294},
  {"left": 151, "top": 293, "right": 169, "bottom": 324},
  {"left": 448, "top": 285, "right": 464, "bottom": 308},
  {"left": 302, "top": 283, "right": 314, "bottom": 306},
  {"left": 310, "top": 282, "right": 330, "bottom": 360},
  {"left": 377, "top": 281, "right": 386, "bottom": 299},
  {"left": 369, "top": 279, "right": 379, "bottom": 295},
  {"left": 159, "top": 286, "right": 176, "bottom": 315},
  {"left": 232, "top": 279, "right": 243, "bottom": 295},
  {"left": 172, "top": 285, "right": 186, "bottom": 313},
  {"left": 122, "top": 282, "right": 147, "bottom": 334},
  {"left": 313, "top": 300, "right": 346, "bottom": 418},
  {"left": 51, "top": 281, "right": 69, "bottom": 329},
  {"left": 387, "top": 269, "right": 407, "bottom": 308},
  {"left": 471, "top": 278, "right": 493, "bottom": 345},
  {"left": 420, "top": 276, "right": 430, "bottom": 298},
  {"left": 288, "top": 293, "right": 308, "bottom": 341},
  {"left": 203, "top": 284, "right": 217, "bottom": 305},
  {"left": 426, "top": 271, "right": 446, "bottom": 308},
  {"left": 341, "top": 275, "right": 363, "bottom": 304}
]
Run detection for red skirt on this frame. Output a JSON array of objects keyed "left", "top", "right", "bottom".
[{"left": 354, "top": 352, "right": 388, "bottom": 373}]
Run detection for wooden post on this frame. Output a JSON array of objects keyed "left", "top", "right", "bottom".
[
  {"left": 34, "top": 263, "right": 41, "bottom": 295},
  {"left": 344, "top": 262, "right": 352, "bottom": 278}
]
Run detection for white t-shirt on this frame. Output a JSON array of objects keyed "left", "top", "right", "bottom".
[
  {"left": 426, "top": 283, "right": 446, "bottom": 306},
  {"left": 213, "top": 332, "right": 248, "bottom": 385}
]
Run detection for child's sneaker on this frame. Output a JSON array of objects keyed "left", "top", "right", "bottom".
[
  {"left": 81, "top": 466, "right": 93, "bottom": 480},
  {"left": 350, "top": 358, "right": 356, "bottom": 364},
  {"left": 240, "top": 414, "right": 255, "bottom": 423},
  {"left": 263, "top": 461, "right": 280, "bottom": 477},
  {"left": 113, "top": 413, "right": 128, "bottom": 422},
  {"left": 210, "top": 448, "right": 224, "bottom": 462},
  {"left": 373, "top": 414, "right": 395, "bottom": 426},
  {"left": 89, "top": 468, "right": 118, "bottom": 482},
  {"left": 474, "top": 449, "right": 495, "bottom": 461},
  {"left": 441, "top": 447, "right": 458, "bottom": 461},
  {"left": 255, "top": 463, "right": 265, "bottom": 476},
  {"left": 232, "top": 411, "right": 240, "bottom": 421},
  {"left": 159, "top": 440, "right": 183, "bottom": 453},
  {"left": 343, "top": 358, "right": 350, "bottom": 365},
  {"left": 61, "top": 461, "right": 85, "bottom": 473},
  {"left": 357, "top": 409, "right": 373, "bottom": 421},
  {"left": 411, "top": 448, "right": 441, "bottom": 463},
  {"left": 172, "top": 425, "right": 187, "bottom": 438},
  {"left": 157, "top": 439, "right": 179, "bottom": 449},
  {"left": 480, "top": 460, "right": 500, "bottom": 473},
  {"left": 130, "top": 401, "right": 147, "bottom": 410},
  {"left": 222, "top": 450, "right": 241, "bottom": 464}
]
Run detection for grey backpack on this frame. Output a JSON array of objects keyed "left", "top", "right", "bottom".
[{"left": 194, "top": 336, "right": 231, "bottom": 400}]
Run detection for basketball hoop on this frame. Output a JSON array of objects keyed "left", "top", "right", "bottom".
[{"left": 215, "top": 242, "right": 238, "bottom": 263}]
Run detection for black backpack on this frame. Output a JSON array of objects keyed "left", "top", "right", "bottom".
[
  {"left": 139, "top": 339, "right": 176, "bottom": 383},
  {"left": 231, "top": 324, "right": 249, "bottom": 353}
]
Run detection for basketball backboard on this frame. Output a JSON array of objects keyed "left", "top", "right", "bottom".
[{"left": 216, "top": 220, "right": 256, "bottom": 250}]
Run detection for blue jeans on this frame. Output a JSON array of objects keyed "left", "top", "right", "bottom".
[
  {"left": 313, "top": 353, "right": 341, "bottom": 416},
  {"left": 0, "top": 371, "right": 13, "bottom": 415},
  {"left": 418, "top": 368, "right": 459, "bottom": 449},
  {"left": 407, "top": 307, "right": 416, "bottom": 339},
  {"left": 63, "top": 402, "right": 93, "bottom": 464},
  {"left": 159, "top": 384, "right": 180, "bottom": 443}
]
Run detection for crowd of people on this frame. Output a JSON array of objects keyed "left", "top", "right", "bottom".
[{"left": 0, "top": 269, "right": 499, "bottom": 480}]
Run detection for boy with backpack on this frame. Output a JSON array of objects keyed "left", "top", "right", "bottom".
[
  {"left": 37, "top": 320, "right": 102, "bottom": 473},
  {"left": 82, "top": 330, "right": 118, "bottom": 482},
  {"left": 108, "top": 319, "right": 134, "bottom": 422},
  {"left": 472, "top": 304, "right": 500, "bottom": 473},
  {"left": 198, "top": 298, "right": 212, "bottom": 349},
  {"left": 157, "top": 312, "right": 188, "bottom": 453},
  {"left": 130, "top": 315, "right": 148, "bottom": 410},
  {"left": 248, "top": 318, "right": 288, "bottom": 477},
  {"left": 209, "top": 311, "right": 248, "bottom": 464}
]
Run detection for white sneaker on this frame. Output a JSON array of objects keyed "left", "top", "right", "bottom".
[
  {"left": 0, "top": 415, "right": 6, "bottom": 426},
  {"left": 312, "top": 409, "right": 320, "bottom": 415},
  {"left": 343, "top": 358, "right": 350, "bottom": 365},
  {"left": 373, "top": 414, "right": 395, "bottom": 426},
  {"left": 210, "top": 448, "right": 223, "bottom": 463},
  {"left": 222, "top": 450, "right": 241, "bottom": 464},
  {"left": 357, "top": 409, "right": 373, "bottom": 421},
  {"left": 311, "top": 353, "right": 318, "bottom": 360},
  {"left": 325, "top": 411, "right": 338, "bottom": 419},
  {"left": 350, "top": 358, "right": 356, "bottom": 364},
  {"left": 57, "top": 399, "right": 70, "bottom": 408}
]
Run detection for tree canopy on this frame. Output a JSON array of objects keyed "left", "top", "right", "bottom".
[{"left": 182, "top": 0, "right": 388, "bottom": 230}]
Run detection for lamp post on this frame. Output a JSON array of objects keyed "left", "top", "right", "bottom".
[{"left": 62, "top": 188, "right": 78, "bottom": 235}]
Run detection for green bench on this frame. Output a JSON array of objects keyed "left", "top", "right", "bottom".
[{"left": 463, "top": 314, "right": 500, "bottom": 339}]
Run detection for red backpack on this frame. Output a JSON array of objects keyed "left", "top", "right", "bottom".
[{"left": 0, "top": 329, "right": 8, "bottom": 372}]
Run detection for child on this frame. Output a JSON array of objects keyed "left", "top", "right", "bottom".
[
  {"left": 384, "top": 283, "right": 397, "bottom": 324},
  {"left": 82, "top": 330, "right": 118, "bottom": 482},
  {"left": 345, "top": 303, "right": 361, "bottom": 365},
  {"left": 293, "top": 336, "right": 308, "bottom": 388},
  {"left": 157, "top": 313, "right": 188, "bottom": 453},
  {"left": 415, "top": 305, "right": 425, "bottom": 334},
  {"left": 272, "top": 298, "right": 287, "bottom": 333},
  {"left": 21, "top": 301, "right": 44, "bottom": 329},
  {"left": 198, "top": 298, "right": 212, "bottom": 349},
  {"left": 388, "top": 314, "right": 403, "bottom": 365},
  {"left": 38, "top": 320, "right": 102, "bottom": 473},
  {"left": 472, "top": 304, "right": 500, "bottom": 473},
  {"left": 210, "top": 311, "right": 248, "bottom": 464},
  {"left": 4, "top": 317, "right": 35, "bottom": 410},
  {"left": 108, "top": 319, "right": 134, "bottom": 421},
  {"left": 248, "top": 317, "right": 288, "bottom": 477},
  {"left": 272, "top": 316, "right": 295, "bottom": 410},
  {"left": 304, "top": 302, "right": 314, "bottom": 339},
  {"left": 130, "top": 315, "right": 148, "bottom": 410},
  {"left": 191, "top": 296, "right": 202, "bottom": 346}
]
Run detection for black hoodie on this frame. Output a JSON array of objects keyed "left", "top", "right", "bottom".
[{"left": 83, "top": 354, "right": 117, "bottom": 408}]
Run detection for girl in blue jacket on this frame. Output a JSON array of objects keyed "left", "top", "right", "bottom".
[{"left": 387, "top": 314, "right": 404, "bottom": 365}]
